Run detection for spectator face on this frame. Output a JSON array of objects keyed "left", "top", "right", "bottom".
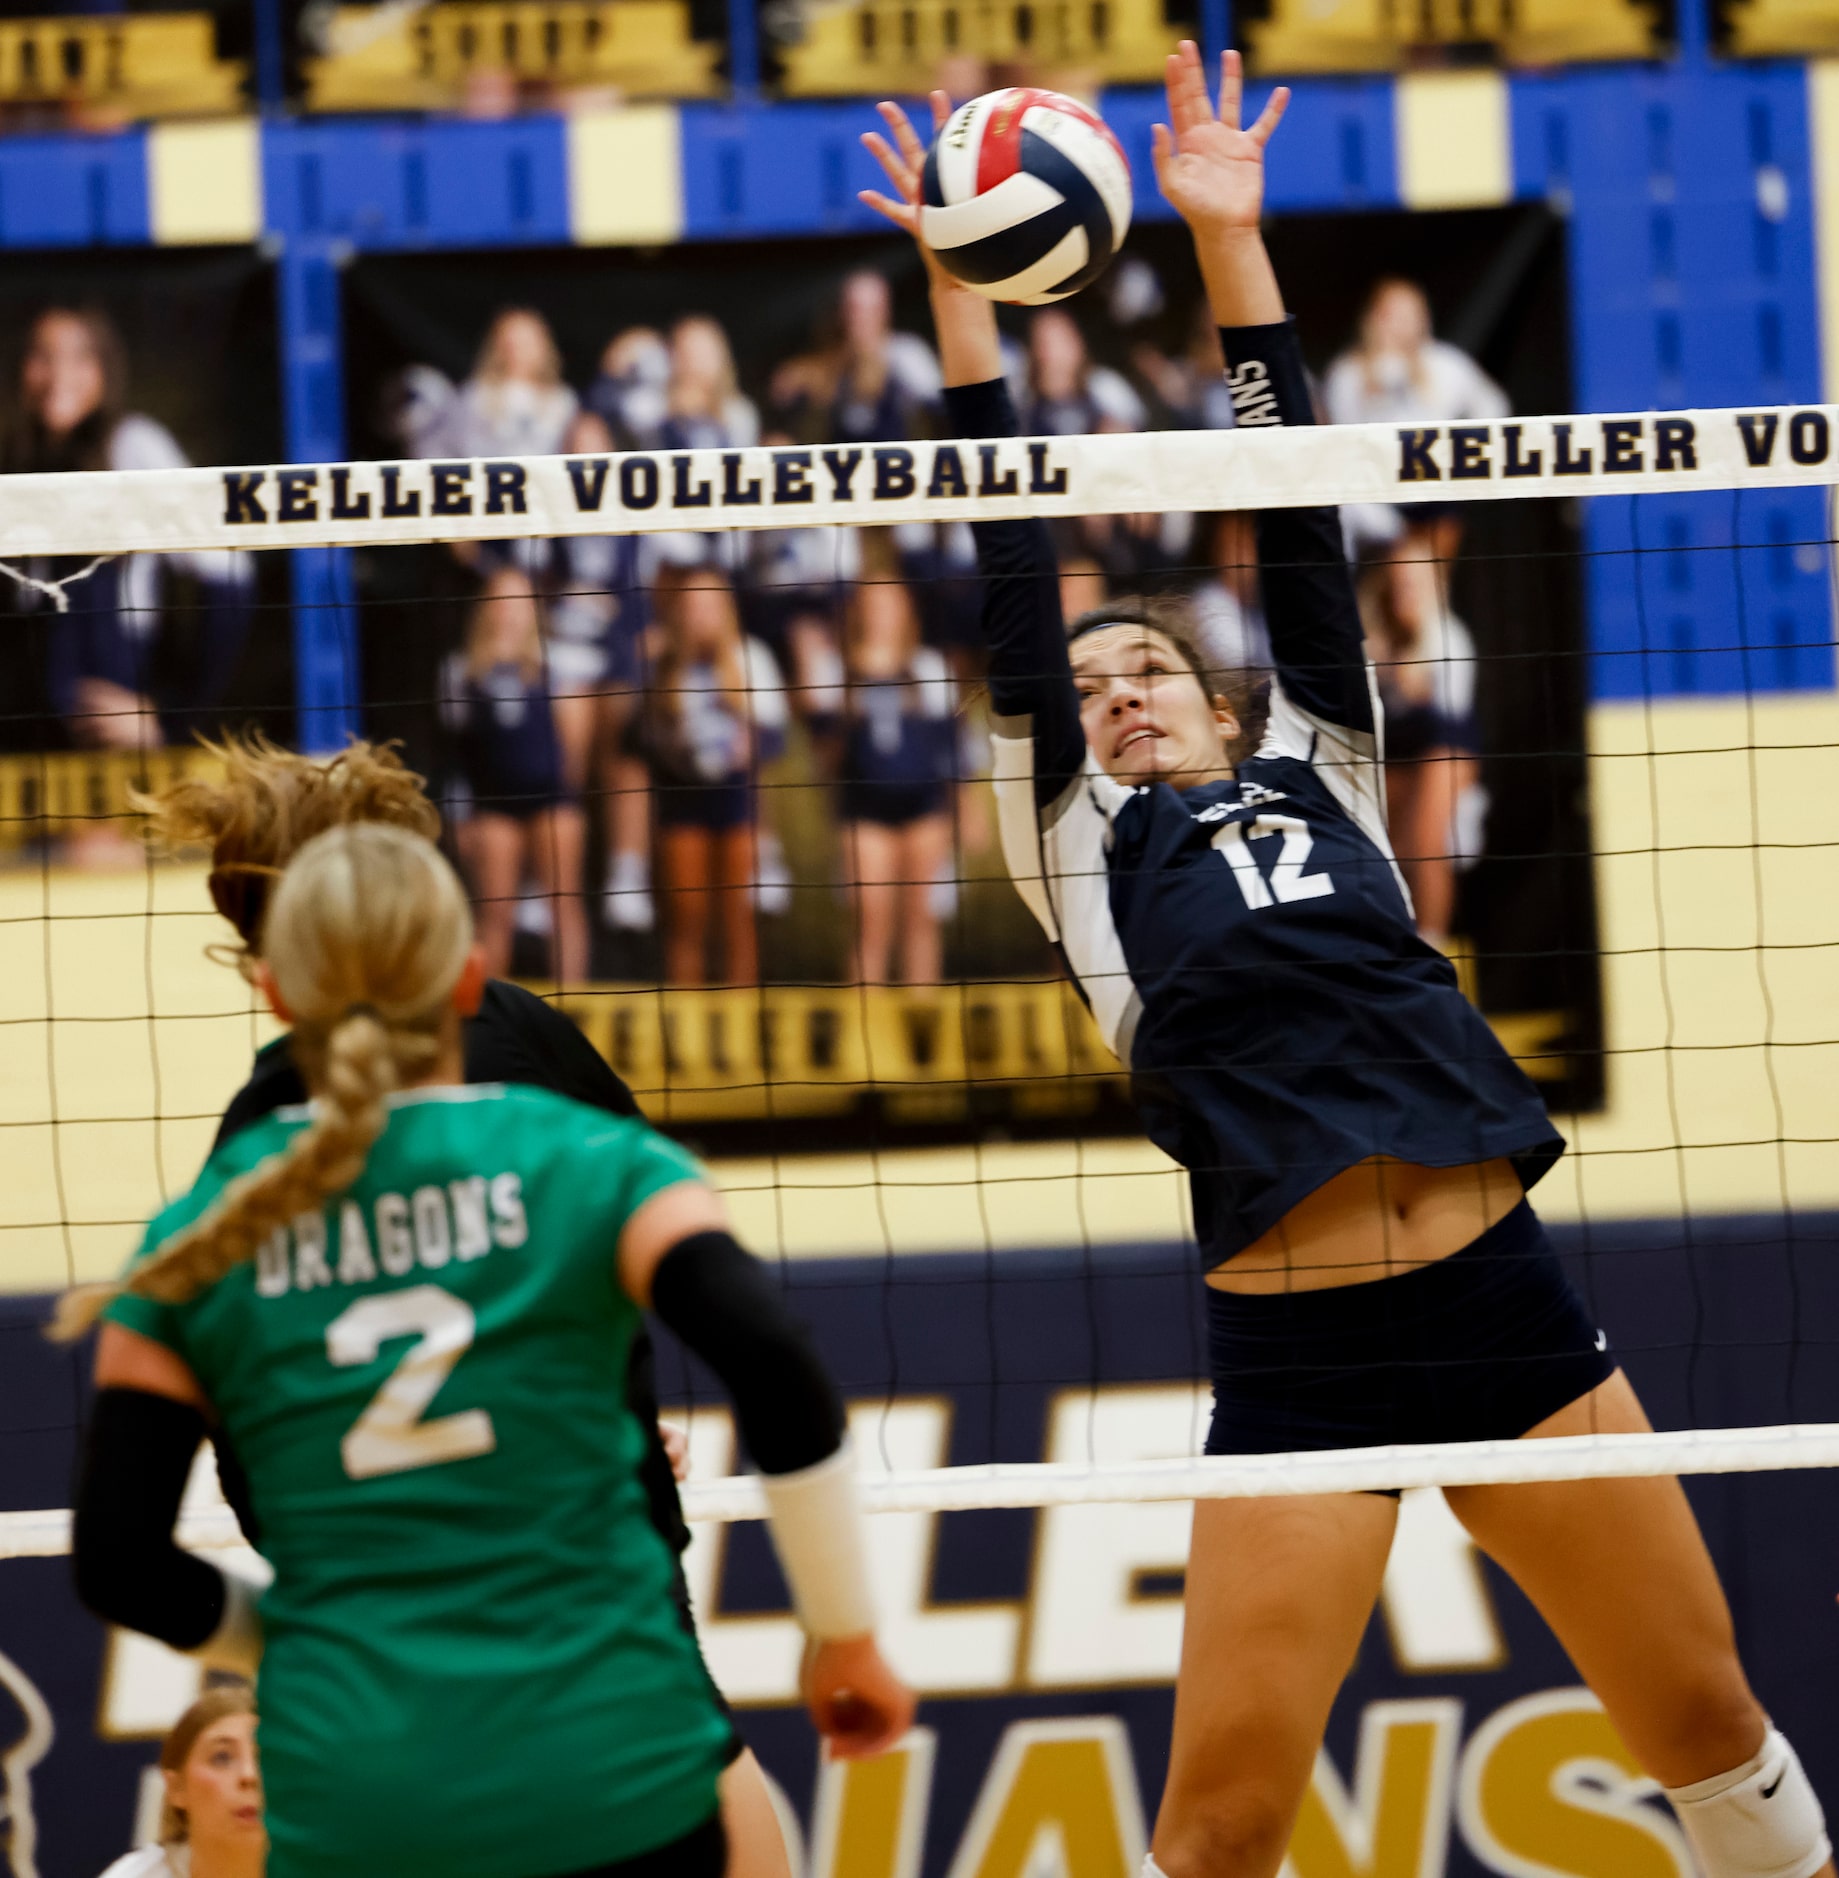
[
  {"left": 601, "top": 326, "right": 669, "bottom": 386},
  {"left": 1029, "top": 311, "right": 1088, "bottom": 402},
  {"left": 670, "top": 572, "right": 739, "bottom": 661},
  {"left": 848, "top": 578, "right": 915, "bottom": 676},
  {"left": 840, "top": 273, "right": 892, "bottom": 357},
  {"left": 1361, "top": 282, "right": 1432, "bottom": 363},
  {"left": 474, "top": 569, "right": 543, "bottom": 667},
  {"left": 479, "top": 310, "right": 560, "bottom": 387},
  {"left": 670, "top": 319, "right": 735, "bottom": 412},
  {"left": 166, "top": 1711, "right": 263, "bottom": 1851},
  {"left": 1071, "top": 624, "right": 1235, "bottom": 787},
  {"left": 22, "top": 311, "right": 106, "bottom": 438}
]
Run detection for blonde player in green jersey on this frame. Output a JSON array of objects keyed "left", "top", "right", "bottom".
[{"left": 56, "top": 821, "right": 913, "bottom": 1878}]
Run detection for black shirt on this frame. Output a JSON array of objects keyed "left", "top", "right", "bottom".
[{"left": 215, "top": 980, "right": 692, "bottom": 1556}]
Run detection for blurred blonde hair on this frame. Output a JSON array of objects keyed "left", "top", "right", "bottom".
[
  {"left": 135, "top": 733, "right": 440, "bottom": 971},
  {"left": 159, "top": 1684, "right": 256, "bottom": 1845},
  {"left": 473, "top": 307, "right": 563, "bottom": 388},
  {"left": 50, "top": 825, "right": 473, "bottom": 1342}
]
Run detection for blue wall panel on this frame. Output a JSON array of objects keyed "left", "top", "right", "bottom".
[
  {"left": 679, "top": 99, "right": 903, "bottom": 239},
  {"left": 0, "top": 129, "right": 146, "bottom": 247},
  {"left": 1101, "top": 75, "right": 1397, "bottom": 219},
  {"left": 674, "top": 81, "right": 1395, "bottom": 241},
  {"left": 263, "top": 116, "right": 570, "bottom": 251},
  {"left": 1515, "top": 64, "right": 1834, "bottom": 698}
]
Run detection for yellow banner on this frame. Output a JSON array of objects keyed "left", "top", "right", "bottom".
[
  {"left": 0, "top": 747, "right": 220, "bottom": 848},
  {"left": 549, "top": 980, "right": 1571, "bottom": 1129}
]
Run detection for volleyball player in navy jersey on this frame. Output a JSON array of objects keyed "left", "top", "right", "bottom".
[{"left": 863, "top": 49, "right": 1833, "bottom": 1878}]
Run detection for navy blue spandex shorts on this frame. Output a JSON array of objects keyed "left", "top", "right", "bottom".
[{"left": 1204, "top": 1201, "right": 1613, "bottom": 1472}]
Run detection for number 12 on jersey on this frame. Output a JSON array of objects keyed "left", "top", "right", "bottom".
[{"left": 1212, "top": 814, "right": 1336, "bottom": 911}]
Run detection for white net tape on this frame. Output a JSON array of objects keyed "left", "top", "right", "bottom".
[
  {"left": 6, "top": 404, "right": 1834, "bottom": 1562},
  {"left": 7, "top": 1425, "right": 1839, "bottom": 1557},
  {"left": 0, "top": 404, "right": 1831, "bottom": 555}
]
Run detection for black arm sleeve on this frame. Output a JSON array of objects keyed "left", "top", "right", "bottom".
[
  {"left": 1221, "top": 319, "right": 1374, "bottom": 733},
  {"left": 648, "top": 1230, "right": 845, "bottom": 1476},
  {"left": 941, "top": 378, "right": 1087, "bottom": 804},
  {"left": 72, "top": 1388, "right": 226, "bottom": 1651}
]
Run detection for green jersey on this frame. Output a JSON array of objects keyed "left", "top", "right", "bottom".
[{"left": 106, "top": 1084, "right": 731, "bottom": 1878}]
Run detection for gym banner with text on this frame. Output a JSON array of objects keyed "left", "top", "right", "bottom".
[{"left": 0, "top": 405, "right": 1835, "bottom": 557}]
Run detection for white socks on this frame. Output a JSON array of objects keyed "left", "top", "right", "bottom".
[{"left": 1665, "top": 1728, "right": 1830, "bottom": 1878}]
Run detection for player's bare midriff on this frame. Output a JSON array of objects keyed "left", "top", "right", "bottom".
[{"left": 1206, "top": 1155, "right": 1526, "bottom": 1295}]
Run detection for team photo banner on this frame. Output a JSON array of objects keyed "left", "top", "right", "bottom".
[{"left": 0, "top": 404, "right": 1835, "bottom": 556}]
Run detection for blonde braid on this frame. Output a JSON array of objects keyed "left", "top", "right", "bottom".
[{"left": 51, "top": 824, "right": 473, "bottom": 1343}]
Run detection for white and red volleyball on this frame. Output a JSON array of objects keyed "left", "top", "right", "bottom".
[{"left": 920, "top": 89, "right": 1132, "bottom": 306}]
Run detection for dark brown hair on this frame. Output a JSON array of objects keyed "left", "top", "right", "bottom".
[
  {"left": 1068, "top": 595, "right": 1268, "bottom": 765},
  {"left": 2, "top": 304, "right": 128, "bottom": 475}
]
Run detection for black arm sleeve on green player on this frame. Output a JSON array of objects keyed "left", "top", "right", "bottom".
[
  {"left": 72, "top": 1387, "right": 227, "bottom": 1650},
  {"left": 649, "top": 1230, "right": 845, "bottom": 1476}
]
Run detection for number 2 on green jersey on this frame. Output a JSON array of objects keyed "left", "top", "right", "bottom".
[{"left": 327, "top": 1285, "right": 497, "bottom": 1480}]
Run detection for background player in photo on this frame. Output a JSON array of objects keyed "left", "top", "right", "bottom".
[
  {"left": 862, "top": 51, "right": 1834, "bottom": 1878},
  {"left": 830, "top": 556, "right": 957, "bottom": 986},
  {"left": 638, "top": 562, "right": 788, "bottom": 986},
  {"left": 59, "top": 823, "right": 912, "bottom": 1878},
  {"left": 442, "top": 566, "right": 589, "bottom": 986}
]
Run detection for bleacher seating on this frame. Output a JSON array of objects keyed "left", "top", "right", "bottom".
[
  {"left": 0, "top": 12, "right": 242, "bottom": 119},
  {"left": 304, "top": 0, "right": 720, "bottom": 110},
  {"left": 1241, "top": 0, "right": 1660, "bottom": 71},
  {"left": 776, "top": 0, "right": 1171, "bottom": 96}
]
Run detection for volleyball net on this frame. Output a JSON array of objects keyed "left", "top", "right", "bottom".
[{"left": 2, "top": 404, "right": 1838, "bottom": 1547}]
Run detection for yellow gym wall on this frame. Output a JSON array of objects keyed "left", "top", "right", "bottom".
[{"left": 2, "top": 688, "right": 1834, "bottom": 1296}]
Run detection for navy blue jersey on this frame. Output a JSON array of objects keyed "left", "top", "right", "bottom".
[
  {"left": 841, "top": 650, "right": 957, "bottom": 789},
  {"left": 944, "top": 322, "right": 1562, "bottom": 1265},
  {"left": 444, "top": 658, "right": 566, "bottom": 813}
]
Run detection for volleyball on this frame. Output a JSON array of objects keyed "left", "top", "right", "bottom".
[{"left": 920, "top": 88, "right": 1133, "bottom": 306}]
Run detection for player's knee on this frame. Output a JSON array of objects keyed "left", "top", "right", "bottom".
[
  {"left": 1155, "top": 1787, "right": 1297, "bottom": 1878},
  {"left": 1649, "top": 1677, "right": 1769, "bottom": 1787}
]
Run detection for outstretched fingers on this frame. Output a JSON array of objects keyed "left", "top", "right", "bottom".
[
  {"left": 857, "top": 189, "right": 918, "bottom": 234},
  {"left": 1163, "top": 40, "right": 1213, "bottom": 141},
  {"left": 1218, "top": 47, "right": 1242, "bottom": 130},
  {"left": 1247, "top": 84, "right": 1291, "bottom": 148},
  {"left": 879, "top": 98, "right": 931, "bottom": 175},
  {"left": 862, "top": 127, "right": 918, "bottom": 202},
  {"left": 929, "top": 87, "right": 952, "bottom": 134},
  {"left": 1149, "top": 120, "right": 1173, "bottom": 195}
]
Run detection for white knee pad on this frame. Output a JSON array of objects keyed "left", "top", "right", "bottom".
[
  {"left": 1666, "top": 1728, "right": 1830, "bottom": 1878},
  {"left": 1141, "top": 1861, "right": 1172, "bottom": 1878}
]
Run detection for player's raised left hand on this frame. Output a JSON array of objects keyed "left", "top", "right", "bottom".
[{"left": 804, "top": 1634, "right": 915, "bottom": 1760}]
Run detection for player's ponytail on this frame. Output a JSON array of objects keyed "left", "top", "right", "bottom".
[{"left": 50, "top": 824, "right": 473, "bottom": 1343}]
